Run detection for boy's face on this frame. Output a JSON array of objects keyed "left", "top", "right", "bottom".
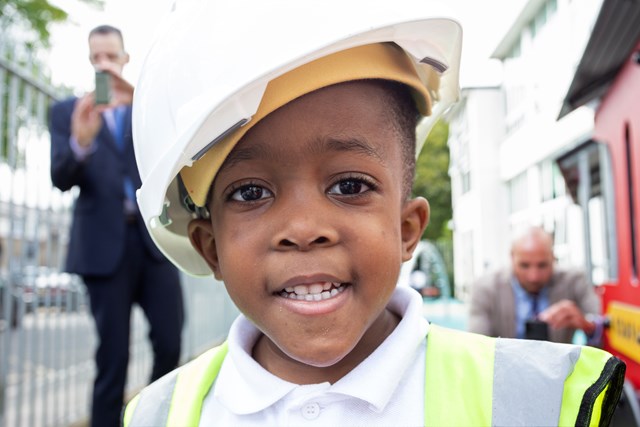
[{"left": 189, "top": 81, "right": 428, "bottom": 380}]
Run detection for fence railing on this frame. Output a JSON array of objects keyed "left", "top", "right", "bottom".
[{"left": 0, "top": 32, "right": 238, "bottom": 427}]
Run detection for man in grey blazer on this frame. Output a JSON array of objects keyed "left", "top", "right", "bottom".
[{"left": 468, "top": 227, "right": 600, "bottom": 344}]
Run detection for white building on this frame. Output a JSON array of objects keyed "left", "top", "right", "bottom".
[
  {"left": 448, "top": 86, "right": 508, "bottom": 299},
  {"left": 448, "top": 0, "right": 604, "bottom": 298}
]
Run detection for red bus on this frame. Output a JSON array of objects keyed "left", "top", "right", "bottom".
[{"left": 557, "top": 0, "right": 640, "bottom": 422}]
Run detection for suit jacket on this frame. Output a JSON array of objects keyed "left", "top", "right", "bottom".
[
  {"left": 49, "top": 97, "right": 165, "bottom": 277},
  {"left": 468, "top": 267, "right": 600, "bottom": 343}
]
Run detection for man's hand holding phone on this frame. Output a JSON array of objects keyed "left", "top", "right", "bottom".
[
  {"left": 72, "top": 65, "right": 135, "bottom": 149},
  {"left": 538, "top": 299, "right": 596, "bottom": 335},
  {"left": 72, "top": 93, "right": 103, "bottom": 147},
  {"left": 93, "top": 64, "right": 134, "bottom": 107}
]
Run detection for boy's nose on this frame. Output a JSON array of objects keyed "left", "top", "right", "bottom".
[
  {"left": 278, "top": 234, "right": 332, "bottom": 251},
  {"left": 271, "top": 198, "right": 339, "bottom": 251}
]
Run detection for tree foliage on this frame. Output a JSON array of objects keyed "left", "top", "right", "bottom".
[
  {"left": 412, "top": 120, "right": 452, "bottom": 242},
  {"left": 0, "top": 0, "right": 104, "bottom": 47},
  {"left": 0, "top": 0, "right": 95, "bottom": 159},
  {"left": 412, "top": 120, "right": 455, "bottom": 290}
]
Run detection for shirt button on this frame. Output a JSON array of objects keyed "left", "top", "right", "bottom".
[{"left": 301, "top": 402, "right": 321, "bottom": 420}]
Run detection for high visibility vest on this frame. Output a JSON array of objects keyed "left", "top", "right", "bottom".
[{"left": 123, "top": 325, "right": 625, "bottom": 426}]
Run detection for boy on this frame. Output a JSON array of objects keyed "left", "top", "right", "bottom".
[{"left": 125, "top": 1, "right": 624, "bottom": 425}]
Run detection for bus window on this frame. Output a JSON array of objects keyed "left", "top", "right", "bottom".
[{"left": 556, "top": 140, "right": 618, "bottom": 285}]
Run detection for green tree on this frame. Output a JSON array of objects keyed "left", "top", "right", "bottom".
[
  {"left": 413, "top": 119, "right": 452, "bottom": 241},
  {"left": 0, "top": 0, "right": 104, "bottom": 47},
  {"left": 0, "top": 0, "right": 99, "bottom": 159},
  {"left": 412, "top": 119, "right": 455, "bottom": 294}
]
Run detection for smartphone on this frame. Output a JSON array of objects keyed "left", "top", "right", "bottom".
[
  {"left": 525, "top": 319, "right": 550, "bottom": 341},
  {"left": 95, "top": 71, "right": 111, "bottom": 105}
]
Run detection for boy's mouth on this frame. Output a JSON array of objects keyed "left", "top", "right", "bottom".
[{"left": 277, "top": 282, "right": 348, "bottom": 301}]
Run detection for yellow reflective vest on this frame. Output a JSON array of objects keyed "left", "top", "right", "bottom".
[{"left": 124, "top": 325, "right": 625, "bottom": 426}]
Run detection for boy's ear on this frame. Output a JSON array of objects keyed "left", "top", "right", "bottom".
[
  {"left": 400, "top": 197, "right": 430, "bottom": 262},
  {"left": 187, "top": 219, "right": 223, "bottom": 280}
]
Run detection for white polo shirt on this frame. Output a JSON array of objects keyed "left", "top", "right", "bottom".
[{"left": 200, "top": 286, "right": 429, "bottom": 426}]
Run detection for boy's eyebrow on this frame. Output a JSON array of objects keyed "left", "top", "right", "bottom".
[
  {"left": 218, "top": 144, "right": 270, "bottom": 173},
  {"left": 319, "top": 137, "right": 383, "bottom": 162},
  {"left": 220, "top": 136, "right": 384, "bottom": 173}
]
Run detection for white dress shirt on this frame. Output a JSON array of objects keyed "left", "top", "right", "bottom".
[{"left": 200, "top": 286, "right": 429, "bottom": 426}]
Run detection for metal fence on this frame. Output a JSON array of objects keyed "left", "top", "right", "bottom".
[{"left": 0, "top": 33, "right": 238, "bottom": 427}]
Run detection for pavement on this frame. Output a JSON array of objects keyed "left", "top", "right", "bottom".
[{"left": 422, "top": 297, "right": 468, "bottom": 331}]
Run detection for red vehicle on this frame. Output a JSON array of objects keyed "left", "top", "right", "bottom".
[{"left": 557, "top": 0, "right": 640, "bottom": 423}]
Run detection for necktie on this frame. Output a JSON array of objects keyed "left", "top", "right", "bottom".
[
  {"left": 113, "top": 107, "right": 126, "bottom": 151},
  {"left": 530, "top": 294, "right": 539, "bottom": 318},
  {"left": 111, "top": 107, "right": 137, "bottom": 208}
]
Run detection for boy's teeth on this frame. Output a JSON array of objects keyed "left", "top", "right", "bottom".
[
  {"left": 293, "top": 285, "right": 308, "bottom": 295},
  {"left": 293, "top": 282, "right": 332, "bottom": 295},
  {"left": 281, "top": 282, "right": 345, "bottom": 301},
  {"left": 309, "top": 284, "right": 325, "bottom": 294}
]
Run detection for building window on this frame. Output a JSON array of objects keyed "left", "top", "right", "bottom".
[
  {"left": 461, "top": 171, "right": 471, "bottom": 194},
  {"left": 456, "top": 136, "right": 471, "bottom": 195},
  {"left": 556, "top": 140, "right": 617, "bottom": 284},
  {"left": 540, "top": 160, "right": 566, "bottom": 201},
  {"left": 509, "top": 172, "right": 529, "bottom": 213}
]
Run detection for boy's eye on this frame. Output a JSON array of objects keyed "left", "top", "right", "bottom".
[
  {"left": 328, "top": 178, "right": 373, "bottom": 195},
  {"left": 229, "top": 184, "right": 272, "bottom": 202}
]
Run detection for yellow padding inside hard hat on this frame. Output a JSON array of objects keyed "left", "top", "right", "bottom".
[{"left": 180, "top": 42, "right": 432, "bottom": 207}]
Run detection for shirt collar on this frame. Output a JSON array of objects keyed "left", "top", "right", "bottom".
[
  {"left": 214, "top": 286, "right": 428, "bottom": 415},
  {"left": 102, "top": 106, "right": 127, "bottom": 132},
  {"left": 511, "top": 275, "right": 550, "bottom": 300},
  {"left": 331, "top": 286, "right": 428, "bottom": 412}
]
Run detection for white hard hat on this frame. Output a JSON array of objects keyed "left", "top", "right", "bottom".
[{"left": 133, "top": 0, "right": 462, "bottom": 276}]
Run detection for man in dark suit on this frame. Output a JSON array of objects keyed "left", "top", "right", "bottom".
[
  {"left": 468, "top": 226, "right": 601, "bottom": 344},
  {"left": 49, "top": 25, "right": 183, "bottom": 427}
]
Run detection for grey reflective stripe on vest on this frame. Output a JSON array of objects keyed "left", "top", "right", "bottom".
[
  {"left": 128, "top": 368, "right": 179, "bottom": 426},
  {"left": 493, "top": 338, "right": 581, "bottom": 426}
]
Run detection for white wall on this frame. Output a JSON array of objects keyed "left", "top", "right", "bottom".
[{"left": 449, "top": 87, "right": 509, "bottom": 299}]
